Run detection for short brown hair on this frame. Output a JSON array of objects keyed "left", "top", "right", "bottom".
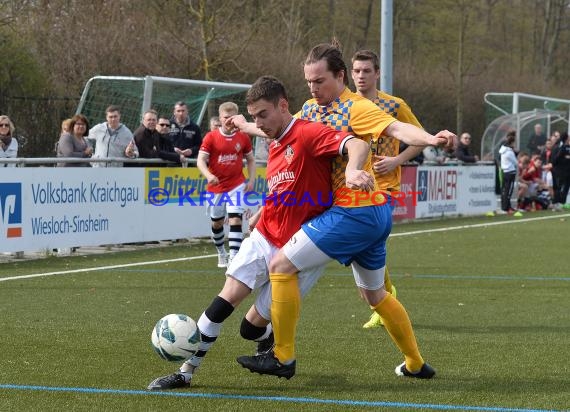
[
  {"left": 246, "top": 76, "right": 288, "bottom": 106},
  {"left": 351, "top": 50, "right": 379, "bottom": 71},
  {"left": 105, "top": 105, "right": 120, "bottom": 114}
]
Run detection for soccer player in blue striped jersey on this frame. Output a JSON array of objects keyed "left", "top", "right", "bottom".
[{"left": 351, "top": 49, "right": 424, "bottom": 329}]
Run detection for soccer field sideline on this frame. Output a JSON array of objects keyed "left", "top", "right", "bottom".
[
  {"left": 1, "top": 212, "right": 568, "bottom": 284},
  {"left": 0, "top": 383, "right": 558, "bottom": 412}
]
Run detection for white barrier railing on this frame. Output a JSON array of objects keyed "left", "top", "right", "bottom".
[{"left": 0, "top": 161, "right": 495, "bottom": 253}]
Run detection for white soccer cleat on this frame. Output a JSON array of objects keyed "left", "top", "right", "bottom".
[{"left": 217, "top": 253, "right": 228, "bottom": 268}]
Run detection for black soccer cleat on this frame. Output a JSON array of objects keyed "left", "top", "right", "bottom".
[
  {"left": 395, "top": 362, "right": 436, "bottom": 379},
  {"left": 147, "top": 372, "right": 190, "bottom": 390},
  {"left": 255, "top": 332, "right": 275, "bottom": 355},
  {"left": 237, "top": 351, "right": 296, "bottom": 380}
]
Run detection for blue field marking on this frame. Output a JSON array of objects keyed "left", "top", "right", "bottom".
[
  {"left": 324, "top": 271, "right": 570, "bottom": 282},
  {"left": 0, "top": 384, "right": 559, "bottom": 412}
]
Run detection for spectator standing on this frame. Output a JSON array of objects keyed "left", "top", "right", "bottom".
[
  {"left": 56, "top": 114, "right": 93, "bottom": 167},
  {"left": 197, "top": 102, "right": 255, "bottom": 267},
  {"left": 498, "top": 131, "right": 517, "bottom": 213},
  {"left": 455, "top": 132, "right": 479, "bottom": 163},
  {"left": 156, "top": 117, "right": 171, "bottom": 136},
  {"left": 168, "top": 101, "right": 202, "bottom": 161},
  {"left": 88, "top": 105, "right": 138, "bottom": 167},
  {"left": 423, "top": 145, "right": 456, "bottom": 164},
  {"left": 133, "top": 110, "right": 185, "bottom": 167},
  {"left": 209, "top": 116, "right": 221, "bottom": 132},
  {"left": 540, "top": 139, "right": 554, "bottom": 165},
  {"left": 0, "top": 115, "right": 18, "bottom": 167},
  {"left": 60, "top": 118, "right": 72, "bottom": 136},
  {"left": 553, "top": 132, "right": 570, "bottom": 206},
  {"left": 526, "top": 123, "right": 547, "bottom": 154}
]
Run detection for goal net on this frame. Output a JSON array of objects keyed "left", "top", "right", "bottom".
[{"left": 76, "top": 76, "right": 251, "bottom": 133}]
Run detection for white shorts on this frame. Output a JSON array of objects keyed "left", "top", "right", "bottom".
[
  {"left": 282, "top": 228, "right": 386, "bottom": 291},
  {"left": 208, "top": 182, "right": 246, "bottom": 219},
  {"left": 228, "top": 229, "right": 325, "bottom": 320}
]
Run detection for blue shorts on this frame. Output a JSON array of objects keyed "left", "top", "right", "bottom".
[{"left": 301, "top": 204, "right": 392, "bottom": 270}]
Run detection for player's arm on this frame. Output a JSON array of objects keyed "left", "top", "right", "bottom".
[
  {"left": 373, "top": 145, "right": 424, "bottom": 174},
  {"left": 245, "top": 151, "right": 256, "bottom": 191},
  {"left": 385, "top": 121, "right": 455, "bottom": 149},
  {"left": 230, "top": 115, "right": 268, "bottom": 138},
  {"left": 343, "top": 138, "right": 375, "bottom": 192},
  {"left": 197, "top": 151, "right": 218, "bottom": 185},
  {"left": 249, "top": 206, "right": 263, "bottom": 232}
]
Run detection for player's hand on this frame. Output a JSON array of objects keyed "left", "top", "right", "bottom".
[
  {"left": 430, "top": 130, "right": 456, "bottom": 150},
  {"left": 248, "top": 208, "right": 262, "bottom": 232},
  {"left": 345, "top": 170, "right": 375, "bottom": 191},
  {"left": 245, "top": 180, "right": 254, "bottom": 192},
  {"left": 207, "top": 175, "right": 219, "bottom": 185},
  {"left": 181, "top": 148, "right": 192, "bottom": 157},
  {"left": 372, "top": 155, "right": 399, "bottom": 174},
  {"left": 229, "top": 115, "right": 247, "bottom": 130}
]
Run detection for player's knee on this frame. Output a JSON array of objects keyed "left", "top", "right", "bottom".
[
  {"left": 361, "top": 287, "right": 387, "bottom": 306},
  {"left": 211, "top": 216, "right": 224, "bottom": 229},
  {"left": 268, "top": 251, "right": 297, "bottom": 273},
  {"left": 227, "top": 212, "right": 242, "bottom": 225}
]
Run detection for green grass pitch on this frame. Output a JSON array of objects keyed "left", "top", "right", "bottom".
[{"left": 0, "top": 212, "right": 568, "bottom": 411}]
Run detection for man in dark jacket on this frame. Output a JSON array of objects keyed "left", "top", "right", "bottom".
[
  {"left": 133, "top": 110, "right": 185, "bottom": 167},
  {"left": 168, "top": 101, "right": 202, "bottom": 161},
  {"left": 526, "top": 123, "right": 547, "bottom": 154},
  {"left": 553, "top": 132, "right": 570, "bottom": 205}
]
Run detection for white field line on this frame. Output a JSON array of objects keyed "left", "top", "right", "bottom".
[
  {"left": 1, "top": 213, "right": 568, "bottom": 283},
  {"left": 0, "top": 254, "right": 217, "bottom": 282},
  {"left": 390, "top": 212, "right": 570, "bottom": 237}
]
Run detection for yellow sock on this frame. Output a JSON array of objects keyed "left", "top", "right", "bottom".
[
  {"left": 384, "top": 266, "right": 393, "bottom": 296},
  {"left": 373, "top": 293, "right": 424, "bottom": 372},
  {"left": 270, "top": 272, "right": 300, "bottom": 364}
]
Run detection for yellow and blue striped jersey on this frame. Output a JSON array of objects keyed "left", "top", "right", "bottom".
[
  {"left": 296, "top": 87, "right": 396, "bottom": 207},
  {"left": 370, "top": 90, "right": 422, "bottom": 191}
]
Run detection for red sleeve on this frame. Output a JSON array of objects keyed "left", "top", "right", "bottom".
[
  {"left": 199, "top": 131, "right": 215, "bottom": 154},
  {"left": 240, "top": 132, "right": 253, "bottom": 154},
  {"left": 300, "top": 121, "right": 352, "bottom": 158}
]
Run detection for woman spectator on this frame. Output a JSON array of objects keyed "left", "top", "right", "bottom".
[
  {"left": 0, "top": 115, "right": 18, "bottom": 167},
  {"left": 56, "top": 114, "right": 93, "bottom": 167}
]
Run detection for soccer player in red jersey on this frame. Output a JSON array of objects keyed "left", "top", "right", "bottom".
[
  {"left": 147, "top": 76, "right": 374, "bottom": 390},
  {"left": 197, "top": 102, "right": 256, "bottom": 267},
  {"left": 237, "top": 41, "right": 454, "bottom": 380}
]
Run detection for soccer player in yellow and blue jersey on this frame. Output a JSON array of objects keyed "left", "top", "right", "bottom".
[
  {"left": 351, "top": 49, "right": 424, "bottom": 328},
  {"left": 237, "top": 40, "right": 455, "bottom": 380}
]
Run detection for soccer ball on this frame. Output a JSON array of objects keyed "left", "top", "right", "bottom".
[{"left": 151, "top": 314, "right": 200, "bottom": 362}]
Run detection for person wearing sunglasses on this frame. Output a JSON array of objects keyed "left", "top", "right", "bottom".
[
  {"left": 132, "top": 110, "right": 185, "bottom": 167},
  {"left": 0, "top": 115, "right": 18, "bottom": 167}
]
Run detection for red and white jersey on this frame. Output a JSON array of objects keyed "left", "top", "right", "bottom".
[
  {"left": 199, "top": 128, "right": 253, "bottom": 193},
  {"left": 257, "top": 118, "right": 353, "bottom": 248}
]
